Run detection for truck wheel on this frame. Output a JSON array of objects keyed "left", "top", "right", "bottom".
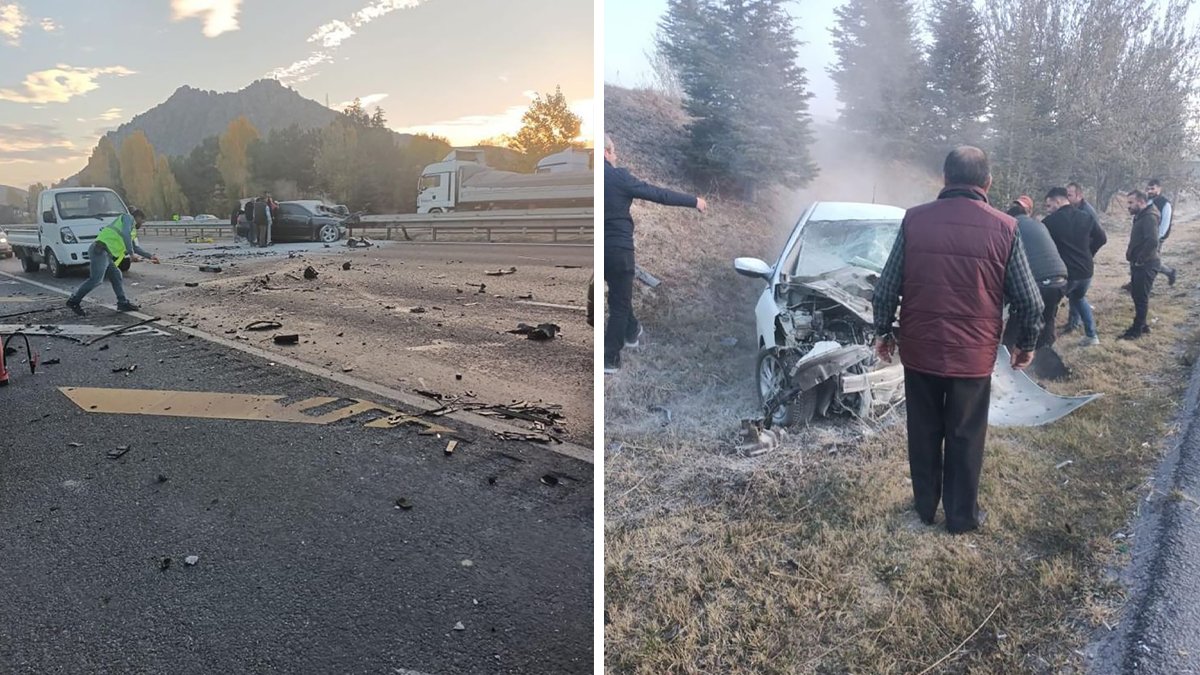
[
  {"left": 317, "top": 223, "right": 341, "bottom": 243},
  {"left": 20, "top": 255, "right": 40, "bottom": 273},
  {"left": 428, "top": 208, "right": 444, "bottom": 214},
  {"left": 46, "top": 249, "right": 66, "bottom": 278}
]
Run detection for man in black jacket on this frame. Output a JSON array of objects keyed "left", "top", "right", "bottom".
[
  {"left": 1147, "top": 179, "right": 1177, "bottom": 286},
  {"left": 1002, "top": 195, "right": 1068, "bottom": 349},
  {"left": 603, "top": 134, "right": 706, "bottom": 373},
  {"left": 1123, "top": 190, "right": 1161, "bottom": 340},
  {"left": 1043, "top": 187, "right": 1107, "bottom": 345}
]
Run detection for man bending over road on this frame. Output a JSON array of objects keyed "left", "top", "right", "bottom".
[{"left": 66, "top": 208, "right": 159, "bottom": 316}]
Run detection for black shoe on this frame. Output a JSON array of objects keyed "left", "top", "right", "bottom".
[
  {"left": 625, "top": 325, "right": 644, "bottom": 348},
  {"left": 948, "top": 509, "right": 987, "bottom": 534},
  {"left": 604, "top": 357, "right": 620, "bottom": 374},
  {"left": 116, "top": 302, "right": 141, "bottom": 312},
  {"left": 66, "top": 300, "right": 85, "bottom": 316},
  {"left": 1118, "top": 328, "right": 1144, "bottom": 341}
]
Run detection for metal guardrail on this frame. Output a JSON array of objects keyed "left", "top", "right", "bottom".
[{"left": 1, "top": 210, "right": 594, "bottom": 244}]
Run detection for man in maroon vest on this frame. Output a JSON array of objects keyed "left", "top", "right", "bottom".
[{"left": 873, "top": 146, "right": 1045, "bottom": 534}]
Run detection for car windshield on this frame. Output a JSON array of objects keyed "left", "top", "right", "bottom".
[
  {"left": 790, "top": 219, "right": 900, "bottom": 277},
  {"left": 55, "top": 191, "right": 127, "bottom": 221}
]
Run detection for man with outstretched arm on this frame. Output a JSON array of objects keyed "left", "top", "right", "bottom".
[
  {"left": 873, "top": 146, "right": 1044, "bottom": 534},
  {"left": 603, "top": 133, "right": 706, "bottom": 374},
  {"left": 66, "top": 208, "right": 160, "bottom": 316}
]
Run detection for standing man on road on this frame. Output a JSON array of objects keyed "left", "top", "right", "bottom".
[
  {"left": 1002, "top": 196, "right": 1067, "bottom": 350},
  {"left": 1042, "top": 187, "right": 1107, "bottom": 346},
  {"left": 873, "top": 146, "right": 1044, "bottom": 534},
  {"left": 252, "top": 196, "right": 272, "bottom": 248},
  {"left": 1147, "top": 179, "right": 1177, "bottom": 286},
  {"left": 1122, "top": 190, "right": 1161, "bottom": 340},
  {"left": 603, "top": 133, "right": 706, "bottom": 374},
  {"left": 66, "top": 208, "right": 160, "bottom": 316}
]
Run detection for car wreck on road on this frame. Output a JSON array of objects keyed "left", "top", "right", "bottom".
[{"left": 734, "top": 201, "right": 1098, "bottom": 434}]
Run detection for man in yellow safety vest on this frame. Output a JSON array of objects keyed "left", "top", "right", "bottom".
[{"left": 66, "top": 208, "right": 159, "bottom": 316}]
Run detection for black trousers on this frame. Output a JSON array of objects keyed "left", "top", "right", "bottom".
[
  {"left": 904, "top": 368, "right": 990, "bottom": 532},
  {"left": 1002, "top": 285, "right": 1062, "bottom": 349},
  {"left": 1130, "top": 263, "right": 1156, "bottom": 331},
  {"left": 604, "top": 246, "right": 639, "bottom": 364}
]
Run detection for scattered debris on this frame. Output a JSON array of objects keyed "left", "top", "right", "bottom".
[
  {"left": 347, "top": 237, "right": 374, "bottom": 248},
  {"left": 507, "top": 322, "right": 560, "bottom": 340},
  {"left": 460, "top": 559, "right": 474, "bottom": 568},
  {"left": 98, "top": 344, "right": 109, "bottom": 351},
  {"left": 68, "top": 442, "right": 82, "bottom": 448},
  {"left": 157, "top": 474, "right": 168, "bottom": 483},
  {"left": 518, "top": 293, "right": 533, "bottom": 300},
  {"left": 108, "top": 445, "right": 132, "bottom": 459},
  {"left": 184, "top": 555, "right": 199, "bottom": 566},
  {"left": 273, "top": 334, "right": 300, "bottom": 345},
  {"left": 394, "top": 497, "right": 414, "bottom": 510},
  {"left": 84, "top": 317, "right": 162, "bottom": 347},
  {"left": 455, "top": 373, "right": 463, "bottom": 380},
  {"left": 1055, "top": 460, "right": 1074, "bottom": 470},
  {"left": 159, "top": 557, "right": 172, "bottom": 571},
  {"left": 303, "top": 266, "right": 319, "bottom": 280},
  {"left": 43, "top": 357, "right": 60, "bottom": 365},
  {"left": 184, "top": 282, "right": 199, "bottom": 288},
  {"left": 719, "top": 337, "right": 738, "bottom": 347},
  {"left": 485, "top": 267, "right": 518, "bottom": 276},
  {"left": 341, "top": 367, "right": 354, "bottom": 372},
  {"left": 245, "top": 320, "right": 283, "bottom": 331},
  {"left": 737, "top": 419, "right": 788, "bottom": 456},
  {"left": 111, "top": 364, "right": 138, "bottom": 374},
  {"left": 410, "top": 307, "right": 428, "bottom": 314},
  {"left": 453, "top": 621, "right": 466, "bottom": 631},
  {"left": 445, "top": 440, "right": 458, "bottom": 456},
  {"left": 198, "top": 265, "right": 223, "bottom": 273},
  {"left": 541, "top": 474, "right": 560, "bottom": 487},
  {"left": 555, "top": 264, "right": 583, "bottom": 269},
  {"left": 342, "top": 261, "right": 352, "bottom": 270}
]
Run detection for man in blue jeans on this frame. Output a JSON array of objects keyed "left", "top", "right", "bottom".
[
  {"left": 603, "top": 134, "right": 705, "bottom": 373},
  {"left": 66, "top": 208, "right": 160, "bottom": 316},
  {"left": 1043, "top": 188, "right": 1106, "bottom": 346}
]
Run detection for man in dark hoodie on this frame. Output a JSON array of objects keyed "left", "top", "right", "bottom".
[
  {"left": 1123, "top": 190, "right": 1161, "bottom": 340},
  {"left": 1063, "top": 182, "right": 1102, "bottom": 331},
  {"left": 1003, "top": 195, "right": 1067, "bottom": 350},
  {"left": 603, "top": 133, "right": 706, "bottom": 374},
  {"left": 1043, "top": 187, "right": 1107, "bottom": 346}
]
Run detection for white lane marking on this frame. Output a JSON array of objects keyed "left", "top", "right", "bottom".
[
  {"left": 516, "top": 301, "right": 587, "bottom": 312},
  {"left": 0, "top": 269, "right": 594, "bottom": 464},
  {"left": 0, "top": 323, "right": 170, "bottom": 337}
]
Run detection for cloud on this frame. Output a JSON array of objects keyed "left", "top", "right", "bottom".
[
  {"left": 40, "top": 17, "right": 59, "bottom": 32},
  {"left": 334, "top": 93, "right": 389, "bottom": 110},
  {"left": 0, "top": 65, "right": 135, "bottom": 104},
  {"left": 0, "top": 2, "right": 27, "bottom": 46},
  {"left": 98, "top": 107, "right": 123, "bottom": 121},
  {"left": 171, "top": 0, "right": 242, "bottom": 38},
  {"left": 395, "top": 97, "right": 595, "bottom": 148},
  {"left": 0, "top": 124, "right": 79, "bottom": 162},
  {"left": 309, "top": 20, "right": 354, "bottom": 48},
  {"left": 268, "top": 0, "right": 427, "bottom": 85}
]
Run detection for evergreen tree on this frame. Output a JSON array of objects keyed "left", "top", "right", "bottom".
[
  {"left": 371, "top": 106, "right": 388, "bottom": 129},
  {"left": 829, "top": 0, "right": 926, "bottom": 159},
  {"left": 923, "top": 0, "right": 989, "bottom": 153}
]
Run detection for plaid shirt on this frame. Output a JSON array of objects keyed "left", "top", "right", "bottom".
[{"left": 873, "top": 226, "right": 1045, "bottom": 352}]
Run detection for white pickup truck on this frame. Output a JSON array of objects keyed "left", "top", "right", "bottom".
[{"left": 8, "top": 187, "right": 130, "bottom": 278}]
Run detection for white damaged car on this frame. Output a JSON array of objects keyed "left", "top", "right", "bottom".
[{"left": 734, "top": 201, "right": 1099, "bottom": 429}]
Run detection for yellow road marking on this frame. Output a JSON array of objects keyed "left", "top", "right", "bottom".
[{"left": 59, "top": 387, "right": 454, "bottom": 435}]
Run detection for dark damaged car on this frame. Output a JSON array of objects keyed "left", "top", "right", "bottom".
[{"left": 735, "top": 201, "right": 1099, "bottom": 431}]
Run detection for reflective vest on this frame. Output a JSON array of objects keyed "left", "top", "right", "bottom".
[{"left": 94, "top": 216, "right": 129, "bottom": 266}]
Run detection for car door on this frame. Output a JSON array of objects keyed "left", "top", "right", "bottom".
[{"left": 275, "top": 204, "right": 309, "bottom": 242}]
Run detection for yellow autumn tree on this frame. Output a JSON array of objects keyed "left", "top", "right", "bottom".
[
  {"left": 118, "top": 131, "right": 157, "bottom": 212},
  {"left": 152, "top": 154, "right": 188, "bottom": 218},
  {"left": 81, "top": 136, "right": 122, "bottom": 192},
  {"left": 507, "top": 86, "right": 584, "bottom": 168},
  {"left": 217, "top": 115, "right": 259, "bottom": 200}
]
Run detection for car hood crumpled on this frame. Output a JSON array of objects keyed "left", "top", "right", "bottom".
[{"left": 989, "top": 346, "right": 1102, "bottom": 426}]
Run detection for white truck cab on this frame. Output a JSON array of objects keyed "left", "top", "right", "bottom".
[
  {"left": 417, "top": 149, "right": 488, "bottom": 214},
  {"left": 8, "top": 187, "right": 129, "bottom": 278}
]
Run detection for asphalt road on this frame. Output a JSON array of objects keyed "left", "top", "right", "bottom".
[
  {"left": 1089, "top": 321, "right": 1200, "bottom": 672},
  {"left": 0, "top": 290, "right": 593, "bottom": 674},
  {"left": 0, "top": 236, "right": 595, "bottom": 446}
]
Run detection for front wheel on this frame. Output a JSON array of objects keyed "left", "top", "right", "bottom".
[
  {"left": 756, "top": 347, "right": 815, "bottom": 428},
  {"left": 46, "top": 249, "right": 66, "bottom": 278},
  {"left": 317, "top": 223, "right": 341, "bottom": 243}
]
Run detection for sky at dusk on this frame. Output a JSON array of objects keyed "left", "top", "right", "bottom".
[{"left": 0, "top": 0, "right": 594, "bottom": 188}]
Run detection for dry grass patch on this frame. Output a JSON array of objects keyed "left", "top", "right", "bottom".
[{"left": 605, "top": 200, "right": 1200, "bottom": 672}]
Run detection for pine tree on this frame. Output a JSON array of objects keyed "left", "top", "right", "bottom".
[
  {"left": 659, "top": 0, "right": 817, "bottom": 195},
  {"left": 314, "top": 120, "right": 360, "bottom": 204},
  {"left": 829, "top": 0, "right": 926, "bottom": 159},
  {"left": 371, "top": 106, "right": 388, "bottom": 129},
  {"left": 923, "top": 0, "right": 989, "bottom": 153}
]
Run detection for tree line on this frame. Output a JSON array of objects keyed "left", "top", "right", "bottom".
[
  {"left": 22, "top": 86, "right": 586, "bottom": 221},
  {"left": 658, "top": 0, "right": 1199, "bottom": 208}
]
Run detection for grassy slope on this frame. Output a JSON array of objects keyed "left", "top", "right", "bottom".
[{"left": 604, "top": 85, "right": 1198, "bottom": 673}]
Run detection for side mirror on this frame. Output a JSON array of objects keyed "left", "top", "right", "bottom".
[
  {"left": 42, "top": 210, "right": 56, "bottom": 224},
  {"left": 734, "top": 257, "right": 773, "bottom": 280}
]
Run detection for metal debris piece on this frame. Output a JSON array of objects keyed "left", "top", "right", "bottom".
[
  {"left": 245, "top": 321, "right": 282, "bottom": 331},
  {"left": 184, "top": 555, "right": 199, "bottom": 566},
  {"left": 737, "top": 419, "right": 788, "bottom": 456},
  {"left": 445, "top": 440, "right": 458, "bottom": 455},
  {"left": 43, "top": 357, "right": 61, "bottom": 365},
  {"left": 453, "top": 621, "right": 465, "bottom": 631},
  {"left": 342, "top": 261, "right": 351, "bottom": 270},
  {"left": 184, "top": 282, "right": 199, "bottom": 288},
  {"left": 394, "top": 497, "right": 414, "bottom": 510},
  {"left": 303, "top": 266, "right": 319, "bottom": 280},
  {"left": 990, "top": 346, "right": 1102, "bottom": 426},
  {"left": 273, "top": 334, "right": 300, "bottom": 345},
  {"left": 507, "top": 323, "right": 561, "bottom": 340},
  {"left": 159, "top": 557, "right": 172, "bottom": 571},
  {"left": 198, "top": 265, "right": 222, "bottom": 273},
  {"left": 410, "top": 307, "right": 427, "bottom": 314},
  {"left": 108, "top": 445, "right": 132, "bottom": 459},
  {"left": 1055, "top": 460, "right": 1074, "bottom": 470},
  {"left": 541, "top": 474, "right": 559, "bottom": 487},
  {"left": 111, "top": 364, "right": 137, "bottom": 374},
  {"left": 68, "top": 442, "right": 82, "bottom": 448},
  {"left": 518, "top": 293, "right": 533, "bottom": 300},
  {"left": 485, "top": 267, "right": 517, "bottom": 276}
]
